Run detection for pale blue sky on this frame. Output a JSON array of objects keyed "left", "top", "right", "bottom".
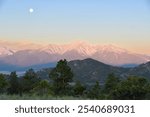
[{"left": 0, "top": 0, "right": 150, "bottom": 53}]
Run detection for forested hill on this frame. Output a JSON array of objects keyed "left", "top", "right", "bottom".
[
  {"left": 68, "top": 58, "right": 129, "bottom": 84},
  {"left": 37, "top": 58, "right": 150, "bottom": 84}
]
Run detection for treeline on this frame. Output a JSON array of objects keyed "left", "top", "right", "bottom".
[{"left": 0, "top": 59, "right": 150, "bottom": 100}]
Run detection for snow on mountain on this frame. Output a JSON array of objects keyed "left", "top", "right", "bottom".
[
  {"left": 68, "top": 41, "right": 98, "bottom": 56},
  {"left": 40, "top": 41, "right": 130, "bottom": 56},
  {"left": 40, "top": 44, "right": 66, "bottom": 54},
  {"left": 0, "top": 40, "right": 149, "bottom": 66},
  {"left": 96, "top": 44, "right": 128, "bottom": 54},
  {"left": 39, "top": 41, "right": 97, "bottom": 56},
  {"left": 0, "top": 46, "right": 15, "bottom": 56}
]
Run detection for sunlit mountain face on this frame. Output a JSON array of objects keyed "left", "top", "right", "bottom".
[{"left": 0, "top": 40, "right": 149, "bottom": 67}]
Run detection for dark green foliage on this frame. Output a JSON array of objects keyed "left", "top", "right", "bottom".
[
  {"left": 87, "top": 81, "right": 102, "bottom": 99},
  {"left": 49, "top": 59, "right": 73, "bottom": 95},
  {"left": 8, "top": 72, "right": 19, "bottom": 94},
  {"left": 104, "top": 73, "right": 120, "bottom": 94},
  {"left": 73, "top": 81, "right": 86, "bottom": 96},
  {"left": 145, "top": 84, "right": 150, "bottom": 99},
  {"left": 111, "top": 76, "right": 149, "bottom": 100},
  {"left": 0, "top": 74, "right": 8, "bottom": 93},
  {"left": 32, "top": 80, "right": 50, "bottom": 96},
  {"left": 22, "top": 69, "right": 41, "bottom": 93}
]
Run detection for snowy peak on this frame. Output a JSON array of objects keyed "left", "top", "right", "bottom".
[
  {"left": 40, "top": 44, "right": 65, "bottom": 54},
  {"left": 68, "top": 41, "right": 97, "bottom": 56},
  {"left": 40, "top": 42, "right": 129, "bottom": 56},
  {"left": 97, "top": 44, "right": 128, "bottom": 54},
  {"left": 40, "top": 41, "right": 98, "bottom": 56},
  {"left": 0, "top": 46, "right": 14, "bottom": 56}
]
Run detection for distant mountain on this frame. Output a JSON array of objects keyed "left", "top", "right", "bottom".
[
  {"left": 0, "top": 50, "right": 58, "bottom": 66},
  {"left": 0, "top": 60, "right": 56, "bottom": 72},
  {"left": 121, "top": 64, "right": 139, "bottom": 68},
  {"left": 91, "top": 46, "right": 149, "bottom": 65},
  {"left": 126, "top": 62, "right": 150, "bottom": 79},
  {"left": 0, "top": 40, "right": 149, "bottom": 66},
  {"left": 0, "top": 61, "right": 20, "bottom": 71}
]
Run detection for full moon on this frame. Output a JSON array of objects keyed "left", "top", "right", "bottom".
[{"left": 29, "top": 8, "right": 34, "bottom": 13}]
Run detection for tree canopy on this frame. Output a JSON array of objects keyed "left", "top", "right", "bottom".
[{"left": 49, "top": 59, "right": 73, "bottom": 95}]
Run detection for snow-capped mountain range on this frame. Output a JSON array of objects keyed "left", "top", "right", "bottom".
[{"left": 0, "top": 40, "right": 149, "bottom": 67}]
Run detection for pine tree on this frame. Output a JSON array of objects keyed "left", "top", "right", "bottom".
[
  {"left": 112, "top": 76, "right": 148, "bottom": 100},
  {"left": 73, "top": 81, "right": 86, "bottom": 96},
  {"left": 87, "top": 81, "right": 101, "bottom": 99},
  {"left": 104, "top": 73, "right": 120, "bottom": 94},
  {"left": 8, "top": 71, "right": 19, "bottom": 94},
  {"left": 22, "top": 69, "right": 40, "bottom": 93},
  {"left": 49, "top": 59, "right": 73, "bottom": 95},
  {"left": 0, "top": 74, "right": 8, "bottom": 93},
  {"left": 33, "top": 80, "right": 50, "bottom": 96}
]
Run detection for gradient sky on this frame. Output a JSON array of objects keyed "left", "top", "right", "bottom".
[{"left": 0, "top": 0, "right": 150, "bottom": 54}]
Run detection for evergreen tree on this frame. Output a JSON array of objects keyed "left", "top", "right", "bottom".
[
  {"left": 87, "top": 81, "right": 101, "bottom": 99},
  {"left": 32, "top": 80, "right": 50, "bottom": 96},
  {"left": 112, "top": 76, "right": 148, "bottom": 100},
  {"left": 22, "top": 69, "right": 40, "bottom": 93},
  {"left": 49, "top": 59, "right": 73, "bottom": 95},
  {"left": 73, "top": 81, "right": 86, "bottom": 96},
  {"left": 8, "top": 71, "right": 19, "bottom": 94},
  {"left": 0, "top": 74, "right": 8, "bottom": 93},
  {"left": 104, "top": 73, "right": 120, "bottom": 94}
]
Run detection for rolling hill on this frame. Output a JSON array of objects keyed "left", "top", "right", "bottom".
[{"left": 68, "top": 58, "right": 130, "bottom": 84}]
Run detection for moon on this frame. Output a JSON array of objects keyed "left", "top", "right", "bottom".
[{"left": 29, "top": 8, "right": 34, "bottom": 13}]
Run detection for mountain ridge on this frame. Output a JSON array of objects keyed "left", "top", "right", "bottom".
[
  {"left": 36, "top": 58, "right": 150, "bottom": 84},
  {"left": 68, "top": 58, "right": 130, "bottom": 84},
  {"left": 0, "top": 58, "right": 150, "bottom": 84},
  {"left": 0, "top": 40, "right": 149, "bottom": 66}
]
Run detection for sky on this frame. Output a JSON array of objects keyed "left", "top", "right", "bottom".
[{"left": 0, "top": 0, "right": 150, "bottom": 54}]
